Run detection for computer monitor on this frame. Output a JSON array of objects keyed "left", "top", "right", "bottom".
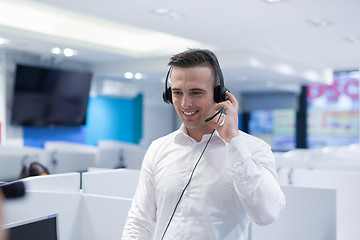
[{"left": 4, "top": 214, "right": 59, "bottom": 240}]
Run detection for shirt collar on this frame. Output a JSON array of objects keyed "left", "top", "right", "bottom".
[{"left": 174, "top": 124, "right": 225, "bottom": 145}]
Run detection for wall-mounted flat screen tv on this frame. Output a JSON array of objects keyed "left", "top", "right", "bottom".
[{"left": 11, "top": 64, "right": 92, "bottom": 126}]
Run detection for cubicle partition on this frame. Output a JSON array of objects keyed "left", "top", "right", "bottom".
[
  {"left": 278, "top": 167, "right": 360, "bottom": 240},
  {"left": 82, "top": 168, "right": 140, "bottom": 198},
  {"left": 2, "top": 167, "right": 347, "bottom": 240},
  {"left": 80, "top": 194, "right": 132, "bottom": 240},
  {"left": 251, "top": 186, "right": 336, "bottom": 240},
  {"left": 3, "top": 173, "right": 82, "bottom": 240},
  {"left": 3, "top": 169, "right": 138, "bottom": 240}
]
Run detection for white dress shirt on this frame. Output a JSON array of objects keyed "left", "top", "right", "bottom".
[{"left": 122, "top": 124, "right": 285, "bottom": 240}]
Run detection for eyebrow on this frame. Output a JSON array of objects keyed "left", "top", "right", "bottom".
[{"left": 171, "top": 88, "right": 206, "bottom": 92}]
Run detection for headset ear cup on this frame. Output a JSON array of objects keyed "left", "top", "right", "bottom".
[
  {"left": 163, "top": 87, "right": 173, "bottom": 104},
  {"left": 167, "top": 88, "right": 173, "bottom": 104},
  {"left": 213, "top": 85, "right": 226, "bottom": 103}
]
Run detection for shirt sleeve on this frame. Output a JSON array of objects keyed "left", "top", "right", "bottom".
[
  {"left": 121, "top": 145, "right": 157, "bottom": 239},
  {"left": 228, "top": 133, "right": 286, "bottom": 226}
]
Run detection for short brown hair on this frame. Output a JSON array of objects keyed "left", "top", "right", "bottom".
[{"left": 168, "top": 49, "right": 220, "bottom": 86}]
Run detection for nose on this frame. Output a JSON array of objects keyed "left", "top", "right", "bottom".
[{"left": 181, "top": 93, "right": 193, "bottom": 108}]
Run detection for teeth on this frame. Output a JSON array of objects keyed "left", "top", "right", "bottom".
[{"left": 184, "top": 111, "right": 196, "bottom": 116}]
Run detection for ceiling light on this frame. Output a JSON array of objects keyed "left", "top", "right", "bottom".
[
  {"left": 63, "top": 48, "right": 78, "bottom": 57},
  {"left": 0, "top": 1, "right": 207, "bottom": 57},
  {"left": 303, "top": 70, "right": 319, "bottom": 82},
  {"left": 263, "top": 0, "right": 286, "bottom": 3},
  {"left": 154, "top": 8, "right": 169, "bottom": 16},
  {"left": 168, "top": 11, "right": 182, "bottom": 20},
  {"left": 134, "top": 73, "right": 143, "bottom": 80},
  {"left": 0, "top": 37, "right": 9, "bottom": 45},
  {"left": 307, "top": 17, "right": 332, "bottom": 27},
  {"left": 152, "top": 8, "right": 184, "bottom": 20},
  {"left": 275, "top": 64, "right": 294, "bottom": 76},
  {"left": 344, "top": 35, "right": 360, "bottom": 44},
  {"left": 249, "top": 57, "right": 264, "bottom": 68},
  {"left": 124, "top": 72, "right": 134, "bottom": 79},
  {"left": 51, "top": 47, "right": 62, "bottom": 55}
]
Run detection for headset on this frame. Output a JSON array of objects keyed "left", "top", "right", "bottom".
[{"left": 162, "top": 49, "right": 227, "bottom": 104}]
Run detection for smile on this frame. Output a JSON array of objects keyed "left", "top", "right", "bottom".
[{"left": 183, "top": 110, "right": 198, "bottom": 116}]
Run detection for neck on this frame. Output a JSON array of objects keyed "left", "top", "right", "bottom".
[{"left": 186, "top": 126, "right": 214, "bottom": 142}]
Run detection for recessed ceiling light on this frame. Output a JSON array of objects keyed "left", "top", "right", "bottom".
[
  {"left": 307, "top": 17, "right": 332, "bottom": 27},
  {"left": 51, "top": 47, "right": 78, "bottom": 57},
  {"left": 154, "top": 8, "right": 169, "bottom": 16},
  {"left": 134, "top": 73, "right": 143, "bottom": 80},
  {"left": 51, "top": 47, "right": 62, "bottom": 55},
  {"left": 152, "top": 8, "right": 184, "bottom": 20},
  {"left": 344, "top": 35, "right": 360, "bottom": 44},
  {"left": 263, "top": 0, "right": 286, "bottom": 3},
  {"left": 0, "top": 37, "right": 9, "bottom": 45},
  {"left": 63, "top": 48, "right": 78, "bottom": 57},
  {"left": 124, "top": 72, "right": 134, "bottom": 79}
]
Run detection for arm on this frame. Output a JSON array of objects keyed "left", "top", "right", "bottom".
[
  {"left": 209, "top": 91, "right": 285, "bottom": 225},
  {"left": 122, "top": 149, "right": 157, "bottom": 239},
  {"left": 229, "top": 134, "right": 286, "bottom": 225}
]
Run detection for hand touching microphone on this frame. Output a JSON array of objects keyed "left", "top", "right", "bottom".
[
  {"left": 205, "top": 108, "right": 226, "bottom": 123},
  {"left": 207, "top": 91, "right": 239, "bottom": 143}
]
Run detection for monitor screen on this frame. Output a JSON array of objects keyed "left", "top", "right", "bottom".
[
  {"left": 307, "top": 70, "right": 359, "bottom": 148},
  {"left": 4, "top": 214, "right": 58, "bottom": 240},
  {"left": 249, "top": 109, "right": 296, "bottom": 151},
  {"left": 11, "top": 64, "right": 92, "bottom": 126}
]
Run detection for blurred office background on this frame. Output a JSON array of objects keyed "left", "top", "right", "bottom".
[{"left": 0, "top": 1, "right": 359, "bottom": 239}]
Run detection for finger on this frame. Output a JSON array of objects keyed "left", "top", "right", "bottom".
[
  {"left": 225, "top": 91, "right": 235, "bottom": 102},
  {"left": 208, "top": 111, "right": 226, "bottom": 128},
  {"left": 224, "top": 92, "right": 238, "bottom": 113},
  {"left": 218, "top": 114, "right": 226, "bottom": 126}
]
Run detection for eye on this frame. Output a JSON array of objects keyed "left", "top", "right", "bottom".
[
  {"left": 191, "top": 91, "right": 203, "bottom": 96},
  {"left": 172, "top": 90, "right": 182, "bottom": 95}
]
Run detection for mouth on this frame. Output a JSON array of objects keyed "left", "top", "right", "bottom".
[{"left": 182, "top": 110, "right": 199, "bottom": 117}]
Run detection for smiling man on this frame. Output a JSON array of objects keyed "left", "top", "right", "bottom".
[
  {"left": 122, "top": 49, "right": 285, "bottom": 240},
  {"left": 171, "top": 65, "right": 222, "bottom": 141}
]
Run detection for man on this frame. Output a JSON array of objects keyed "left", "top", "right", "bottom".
[{"left": 122, "top": 49, "right": 285, "bottom": 240}]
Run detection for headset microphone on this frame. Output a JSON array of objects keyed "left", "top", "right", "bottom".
[{"left": 205, "top": 108, "right": 226, "bottom": 122}]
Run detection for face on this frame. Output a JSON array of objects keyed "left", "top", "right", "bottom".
[{"left": 171, "top": 66, "right": 216, "bottom": 138}]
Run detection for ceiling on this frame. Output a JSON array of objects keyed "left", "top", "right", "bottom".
[{"left": 1, "top": 0, "right": 359, "bottom": 93}]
